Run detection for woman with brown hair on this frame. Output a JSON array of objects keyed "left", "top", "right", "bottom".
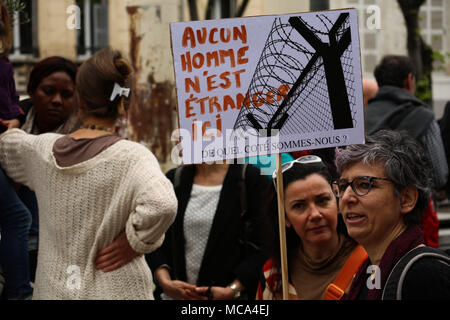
[
  {"left": 0, "top": 48, "right": 177, "bottom": 299},
  {"left": 257, "top": 156, "right": 367, "bottom": 300}
]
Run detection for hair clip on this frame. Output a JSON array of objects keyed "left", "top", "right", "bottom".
[{"left": 110, "top": 83, "right": 130, "bottom": 101}]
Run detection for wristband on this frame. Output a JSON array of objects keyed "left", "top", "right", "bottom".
[{"left": 228, "top": 283, "right": 241, "bottom": 300}]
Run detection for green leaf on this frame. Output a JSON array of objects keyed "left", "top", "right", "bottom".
[
  {"left": 415, "top": 73, "right": 433, "bottom": 102},
  {"left": 4, "top": 0, "right": 30, "bottom": 25}
]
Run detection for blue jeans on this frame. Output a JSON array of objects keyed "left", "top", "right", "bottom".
[
  {"left": 17, "top": 185, "right": 39, "bottom": 238},
  {"left": 0, "top": 169, "right": 32, "bottom": 298},
  {"left": 17, "top": 185, "right": 39, "bottom": 282}
]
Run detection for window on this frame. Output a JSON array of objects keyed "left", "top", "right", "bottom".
[
  {"left": 9, "top": 0, "right": 38, "bottom": 58},
  {"left": 344, "top": 0, "right": 381, "bottom": 75},
  {"left": 420, "top": 0, "right": 446, "bottom": 54},
  {"left": 76, "top": 0, "right": 109, "bottom": 58}
]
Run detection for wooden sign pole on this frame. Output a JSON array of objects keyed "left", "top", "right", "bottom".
[{"left": 275, "top": 153, "right": 289, "bottom": 300}]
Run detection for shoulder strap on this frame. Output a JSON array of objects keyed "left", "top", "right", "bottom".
[
  {"left": 382, "top": 246, "right": 450, "bottom": 300},
  {"left": 323, "top": 244, "right": 368, "bottom": 300}
]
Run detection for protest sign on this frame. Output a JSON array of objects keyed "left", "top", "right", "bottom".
[{"left": 171, "top": 8, "right": 364, "bottom": 165}]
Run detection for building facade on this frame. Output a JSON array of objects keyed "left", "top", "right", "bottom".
[{"left": 8, "top": 0, "right": 450, "bottom": 167}]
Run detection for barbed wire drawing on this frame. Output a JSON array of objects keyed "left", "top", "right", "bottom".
[{"left": 233, "top": 12, "right": 356, "bottom": 137}]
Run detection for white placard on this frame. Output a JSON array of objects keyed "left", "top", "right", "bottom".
[{"left": 171, "top": 9, "right": 364, "bottom": 164}]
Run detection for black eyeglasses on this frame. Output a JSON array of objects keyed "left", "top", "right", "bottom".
[
  {"left": 272, "top": 155, "right": 322, "bottom": 188},
  {"left": 332, "top": 176, "right": 393, "bottom": 198}
]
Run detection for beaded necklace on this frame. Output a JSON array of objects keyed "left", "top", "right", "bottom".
[{"left": 83, "top": 124, "right": 114, "bottom": 133}]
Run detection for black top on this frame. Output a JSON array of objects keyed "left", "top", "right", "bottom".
[
  {"left": 365, "top": 85, "right": 434, "bottom": 139},
  {"left": 146, "top": 164, "right": 271, "bottom": 299},
  {"left": 401, "top": 257, "right": 450, "bottom": 300}
]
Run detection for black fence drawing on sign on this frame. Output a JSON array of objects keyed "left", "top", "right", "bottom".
[{"left": 233, "top": 12, "right": 356, "bottom": 136}]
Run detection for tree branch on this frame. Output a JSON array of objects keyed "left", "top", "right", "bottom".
[
  {"left": 205, "top": 0, "right": 215, "bottom": 20},
  {"left": 235, "top": 0, "right": 250, "bottom": 17},
  {"left": 397, "top": 0, "right": 433, "bottom": 105},
  {"left": 187, "top": 0, "right": 198, "bottom": 21}
]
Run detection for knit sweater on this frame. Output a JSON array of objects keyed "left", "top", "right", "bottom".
[{"left": 0, "top": 129, "right": 177, "bottom": 300}]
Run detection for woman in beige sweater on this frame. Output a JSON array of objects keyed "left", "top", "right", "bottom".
[{"left": 0, "top": 49, "right": 177, "bottom": 300}]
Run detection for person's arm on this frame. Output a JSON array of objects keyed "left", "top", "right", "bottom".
[
  {"left": 144, "top": 168, "right": 177, "bottom": 273},
  {"left": 95, "top": 156, "right": 177, "bottom": 272},
  {"left": 195, "top": 279, "right": 245, "bottom": 300},
  {"left": 155, "top": 267, "right": 205, "bottom": 300},
  {"left": 124, "top": 157, "right": 178, "bottom": 255},
  {"left": 0, "top": 118, "right": 20, "bottom": 129},
  {"left": 95, "top": 231, "right": 140, "bottom": 272},
  {"left": 0, "top": 129, "right": 34, "bottom": 189},
  {"left": 421, "top": 121, "right": 448, "bottom": 190}
]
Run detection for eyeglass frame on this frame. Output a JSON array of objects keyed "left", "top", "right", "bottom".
[
  {"left": 332, "top": 176, "right": 393, "bottom": 198},
  {"left": 272, "top": 155, "right": 323, "bottom": 188}
]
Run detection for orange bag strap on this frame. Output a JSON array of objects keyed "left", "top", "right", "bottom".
[{"left": 323, "top": 244, "right": 368, "bottom": 300}]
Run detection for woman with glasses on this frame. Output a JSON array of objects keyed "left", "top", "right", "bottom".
[
  {"left": 257, "top": 155, "right": 367, "bottom": 300},
  {"left": 335, "top": 130, "right": 450, "bottom": 299}
]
